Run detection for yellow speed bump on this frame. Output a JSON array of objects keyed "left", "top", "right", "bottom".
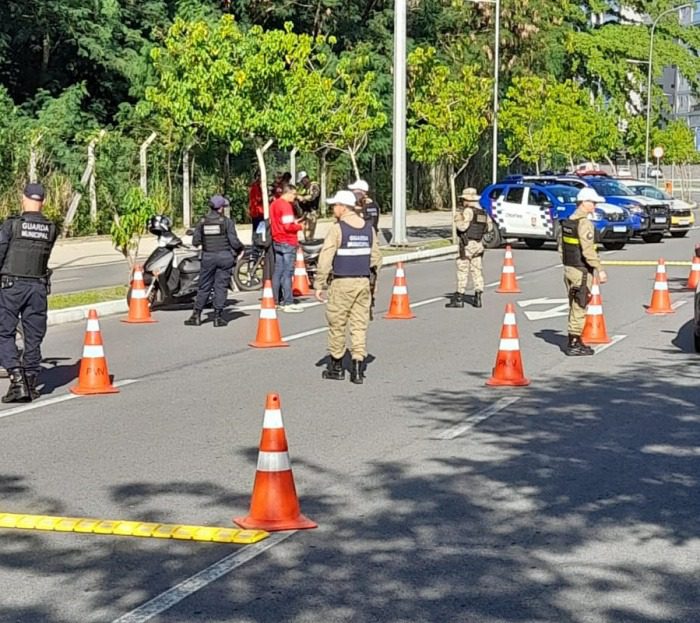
[
  {"left": 602, "top": 260, "right": 692, "bottom": 267},
  {"left": 0, "top": 513, "right": 268, "bottom": 544}
]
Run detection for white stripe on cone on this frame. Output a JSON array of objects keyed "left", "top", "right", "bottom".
[
  {"left": 260, "top": 308, "right": 277, "bottom": 319},
  {"left": 263, "top": 288, "right": 273, "bottom": 298},
  {"left": 654, "top": 282, "right": 669, "bottom": 291},
  {"left": 498, "top": 338, "right": 520, "bottom": 352},
  {"left": 133, "top": 271, "right": 143, "bottom": 280},
  {"left": 503, "top": 313, "right": 516, "bottom": 325},
  {"left": 257, "top": 451, "right": 292, "bottom": 472},
  {"left": 396, "top": 268, "right": 405, "bottom": 278},
  {"left": 502, "top": 266, "right": 515, "bottom": 273},
  {"left": 86, "top": 319, "right": 100, "bottom": 332},
  {"left": 657, "top": 265, "right": 667, "bottom": 274},
  {"left": 393, "top": 286, "right": 408, "bottom": 295},
  {"left": 131, "top": 289, "right": 147, "bottom": 299},
  {"left": 591, "top": 285, "right": 601, "bottom": 295},
  {"left": 587, "top": 305, "right": 603, "bottom": 315},
  {"left": 263, "top": 409, "right": 284, "bottom": 429},
  {"left": 82, "top": 345, "right": 105, "bottom": 358},
  {"left": 294, "top": 268, "right": 307, "bottom": 276}
]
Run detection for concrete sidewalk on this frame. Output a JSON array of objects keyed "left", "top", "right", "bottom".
[{"left": 49, "top": 210, "right": 454, "bottom": 270}]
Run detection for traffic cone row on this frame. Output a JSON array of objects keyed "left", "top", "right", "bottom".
[{"left": 292, "top": 248, "right": 311, "bottom": 297}]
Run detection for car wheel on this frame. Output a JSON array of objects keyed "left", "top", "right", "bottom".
[
  {"left": 523, "top": 238, "right": 545, "bottom": 250},
  {"left": 670, "top": 231, "right": 688, "bottom": 238},
  {"left": 603, "top": 241, "right": 626, "bottom": 251},
  {"left": 641, "top": 233, "right": 664, "bottom": 243},
  {"left": 482, "top": 221, "right": 502, "bottom": 249}
]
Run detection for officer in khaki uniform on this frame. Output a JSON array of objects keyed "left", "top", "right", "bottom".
[
  {"left": 315, "top": 190, "right": 381, "bottom": 384},
  {"left": 559, "top": 187, "right": 608, "bottom": 356},
  {"left": 446, "top": 187, "right": 493, "bottom": 309}
]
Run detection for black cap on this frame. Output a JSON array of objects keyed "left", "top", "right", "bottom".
[
  {"left": 209, "top": 194, "right": 229, "bottom": 210},
  {"left": 23, "top": 183, "right": 45, "bottom": 202}
]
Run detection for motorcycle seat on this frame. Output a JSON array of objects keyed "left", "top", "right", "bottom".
[{"left": 300, "top": 239, "right": 324, "bottom": 254}]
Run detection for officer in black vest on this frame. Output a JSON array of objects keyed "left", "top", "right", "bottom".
[
  {"left": 446, "top": 188, "right": 492, "bottom": 308},
  {"left": 0, "top": 183, "right": 58, "bottom": 403},
  {"left": 315, "top": 190, "right": 382, "bottom": 384},
  {"left": 559, "top": 187, "right": 608, "bottom": 356},
  {"left": 184, "top": 195, "right": 243, "bottom": 327}
]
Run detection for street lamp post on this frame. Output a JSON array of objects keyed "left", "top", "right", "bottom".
[
  {"left": 391, "top": 0, "right": 408, "bottom": 246},
  {"left": 464, "top": 0, "right": 501, "bottom": 184},
  {"left": 644, "top": 4, "right": 691, "bottom": 181}
]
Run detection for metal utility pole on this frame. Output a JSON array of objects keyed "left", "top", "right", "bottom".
[
  {"left": 391, "top": 0, "right": 408, "bottom": 246},
  {"left": 491, "top": 0, "right": 500, "bottom": 184}
]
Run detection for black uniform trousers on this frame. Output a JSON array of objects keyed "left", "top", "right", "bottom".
[
  {"left": 194, "top": 251, "right": 235, "bottom": 312},
  {"left": 0, "top": 279, "right": 48, "bottom": 374}
]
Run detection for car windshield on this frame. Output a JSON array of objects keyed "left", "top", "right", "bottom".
[
  {"left": 588, "top": 179, "right": 634, "bottom": 196},
  {"left": 547, "top": 186, "right": 579, "bottom": 203},
  {"left": 629, "top": 185, "right": 670, "bottom": 200}
]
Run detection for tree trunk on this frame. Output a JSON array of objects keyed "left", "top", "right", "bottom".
[
  {"left": 255, "top": 139, "right": 274, "bottom": 220},
  {"left": 182, "top": 146, "right": 191, "bottom": 228},
  {"left": 319, "top": 149, "right": 328, "bottom": 218},
  {"left": 348, "top": 149, "right": 360, "bottom": 180},
  {"left": 29, "top": 147, "right": 39, "bottom": 183},
  {"left": 290, "top": 148, "right": 298, "bottom": 185},
  {"left": 428, "top": 163, "right": 447, "bottom": 211},
  {"left": 88, "top": 139, "right": 97, "bottom": 224},
  {"left": 449, "top": 163, "right": 458, "bottom": 245},
  {"left": 63, "top": 131, "right": 105, "bottom": 236},
  {"left": 140, "top": 132, "right": 157, "bottom": 195}
]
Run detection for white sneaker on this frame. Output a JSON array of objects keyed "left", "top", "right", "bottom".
[{"left": 281, "top": 304, "right": 304, "bottom": 313}]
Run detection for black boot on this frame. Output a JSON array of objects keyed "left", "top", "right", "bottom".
[
  {"left": 350, "top": 359, "right": 365, "bottom": 384},
  {"left": 473, "top": 290, "right": 483, "bottom": 308},
  {"left": 322, "top": 357, "right": 345, "bottom": 381},
  {"left": 2, "top": 368, "right": 31, "bottom": 403},
  {"left": 184, "top": 310, "right": 202, "bottom": 326},
  {"left": 25, "top": 372, "right": 40, "bottom": 401},
  {"left": 565, "top": 334, "right": 595, "bottom": 356},
  {"left": 445, "top": 292, "right": 464, "bottom": 308},
  {"left": 213, "top": 311, "right": 228, "bottom": 327}
]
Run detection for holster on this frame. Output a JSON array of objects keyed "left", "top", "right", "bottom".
[
  {"left": 569, "top": 268, "right": 589, "bottom": 308},
  {"left": 369, "top": 268, "right": 377, "bottom": 307}
]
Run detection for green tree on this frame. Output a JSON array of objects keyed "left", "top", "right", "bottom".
[
  {"left": 407, "top": 47, "right": 491, "bottom": 239},
  {"left": 110, "top": 187, "right": 156, "bottom": 270}
]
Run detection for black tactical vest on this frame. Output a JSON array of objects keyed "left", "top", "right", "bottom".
[
  {"left": 200, "top": 212, "right": 228, "bottom": 253},
  {"left": 560, "top": 219, "right": 587, "bottom": 269},
  {"left": 333, "top": 220, "right": 373, "bottom": 277},
  {"left": 462, "top": 207, "right": 488, "bottom": 242},
  {"left": 302, "top": 183, "right": 320, "bottom": 212},
  {"left": 1, "top": 215, "right": 57, "bottom": 278}
]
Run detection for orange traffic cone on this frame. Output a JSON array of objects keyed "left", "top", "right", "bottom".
[
  {"left": 496, "top": 245, "right": 521, "bottom": 293},
  {"left": 291, "top": 248, "right": 311, "bottom": 297},
  {"left": 234, "top": 393, "right": 317, "bottom": 531},
  {"left": 384, "top": 262, "right": 415, "bottom": 319},
  {"left": 249, "top": 280, "right": 289, "bottom": 348},
  {"left": 70, "top": 310, "right": 119, "bottom": 395},
  {"left": 122, "top": 265, "right": 157, "bottom": 323},
  {"left": 581, "top": 277, "right": 611, "bottom": 344},
  {"left": 646, "top": 258, "right": 674, "bottom": 315},
  {"left": 486, "top": 303, "right": 530, "bottom": 387},
  {"left": 687, "top": 255, "right": 700, "bottom": 290}
]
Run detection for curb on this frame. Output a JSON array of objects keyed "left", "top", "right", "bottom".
[{"left": 46, "top": 244, "right": 456, "bottom": 327}]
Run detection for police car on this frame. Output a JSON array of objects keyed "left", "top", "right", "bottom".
[
  {"left": 526, "top": 173, "right": 670, "bottom": 243},
  {"left": 479, "top": 180, "right": 634, "bottom": 250}
]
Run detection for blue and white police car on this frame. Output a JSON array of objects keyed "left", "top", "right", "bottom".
[{"left": 479, "top": 180, "right": 634, "bottom": 250}]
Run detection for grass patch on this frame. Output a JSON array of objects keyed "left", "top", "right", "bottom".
[
  {"left": 381, "top": 238, "right": 454, "bottom": 256},
  {"left": 48, "top": 286, "right": 127, "bottom": 311}
]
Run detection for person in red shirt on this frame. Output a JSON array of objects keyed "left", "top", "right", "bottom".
[
  {"left": 270, "top": 184, "right": 304, "bottom": 312},
  {"left": 248, "top": 172, "right": 264, "bottom": 234}
]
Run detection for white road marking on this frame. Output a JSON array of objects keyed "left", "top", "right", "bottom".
[
  {"left": 233, "top": 301, "right": 323, "bottom": 313},
  {"left": 592, "top": 334, "right": 626, "bottom": 354},
  {"left": 518, "top": 297, "right": 568, "bottom": 308},
  {"left": 411, "top": 297, "right": 446, "bottom": 308},
  {"left": 436, "top": 396, "right": 521, "bottom": 440},
  {"left": 0, "top": 379, "right": 138, "bottom": 420},
  {"left": 112, "top": 532, "right": 295, "bottom": 623},
  {"left": 671, "top": 300, "right": 688, "bottom": 310},
  {"left": 283, "top": 327, "right": 328, "bottom": 342},
  {"left": 52, "top": 277, "right": 81, "bottom": 283},
  {"left": 524, "top": 303, "right": 570, "bottom": 321}
]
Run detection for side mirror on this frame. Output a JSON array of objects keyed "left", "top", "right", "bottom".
[{"left": 185, "top": 228, "right": 194, "bottom": 236}]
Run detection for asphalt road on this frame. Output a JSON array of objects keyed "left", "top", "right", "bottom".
[
  {"left": 51, "top": 261, "right": 133, "bottom": 294},
  {"left": 1, "top": 233, "right": 699, "bottom": 623}
]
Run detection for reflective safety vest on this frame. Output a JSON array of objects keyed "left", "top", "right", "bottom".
[
  {"left": 461, "top": 207, "right": 488, "bottom": 243},
  {"left": 200, "top": 212, "right": 229, "bottom": 253},
  {"left": 560, "top": 219, "right": 587, "bottom": 269},
  {"left": 332, "top": 220, "right": 373, "bottom": 277},
  {"left": 1, "top": 215, "right": 57, "bottom": 278}
]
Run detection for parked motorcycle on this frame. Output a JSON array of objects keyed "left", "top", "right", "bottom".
[
  {"left": 233, "top": 238, "right": 324, "bottom": 292},
  {"left": 126, "top": 215, "right": 204, "bottom": 307}
]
